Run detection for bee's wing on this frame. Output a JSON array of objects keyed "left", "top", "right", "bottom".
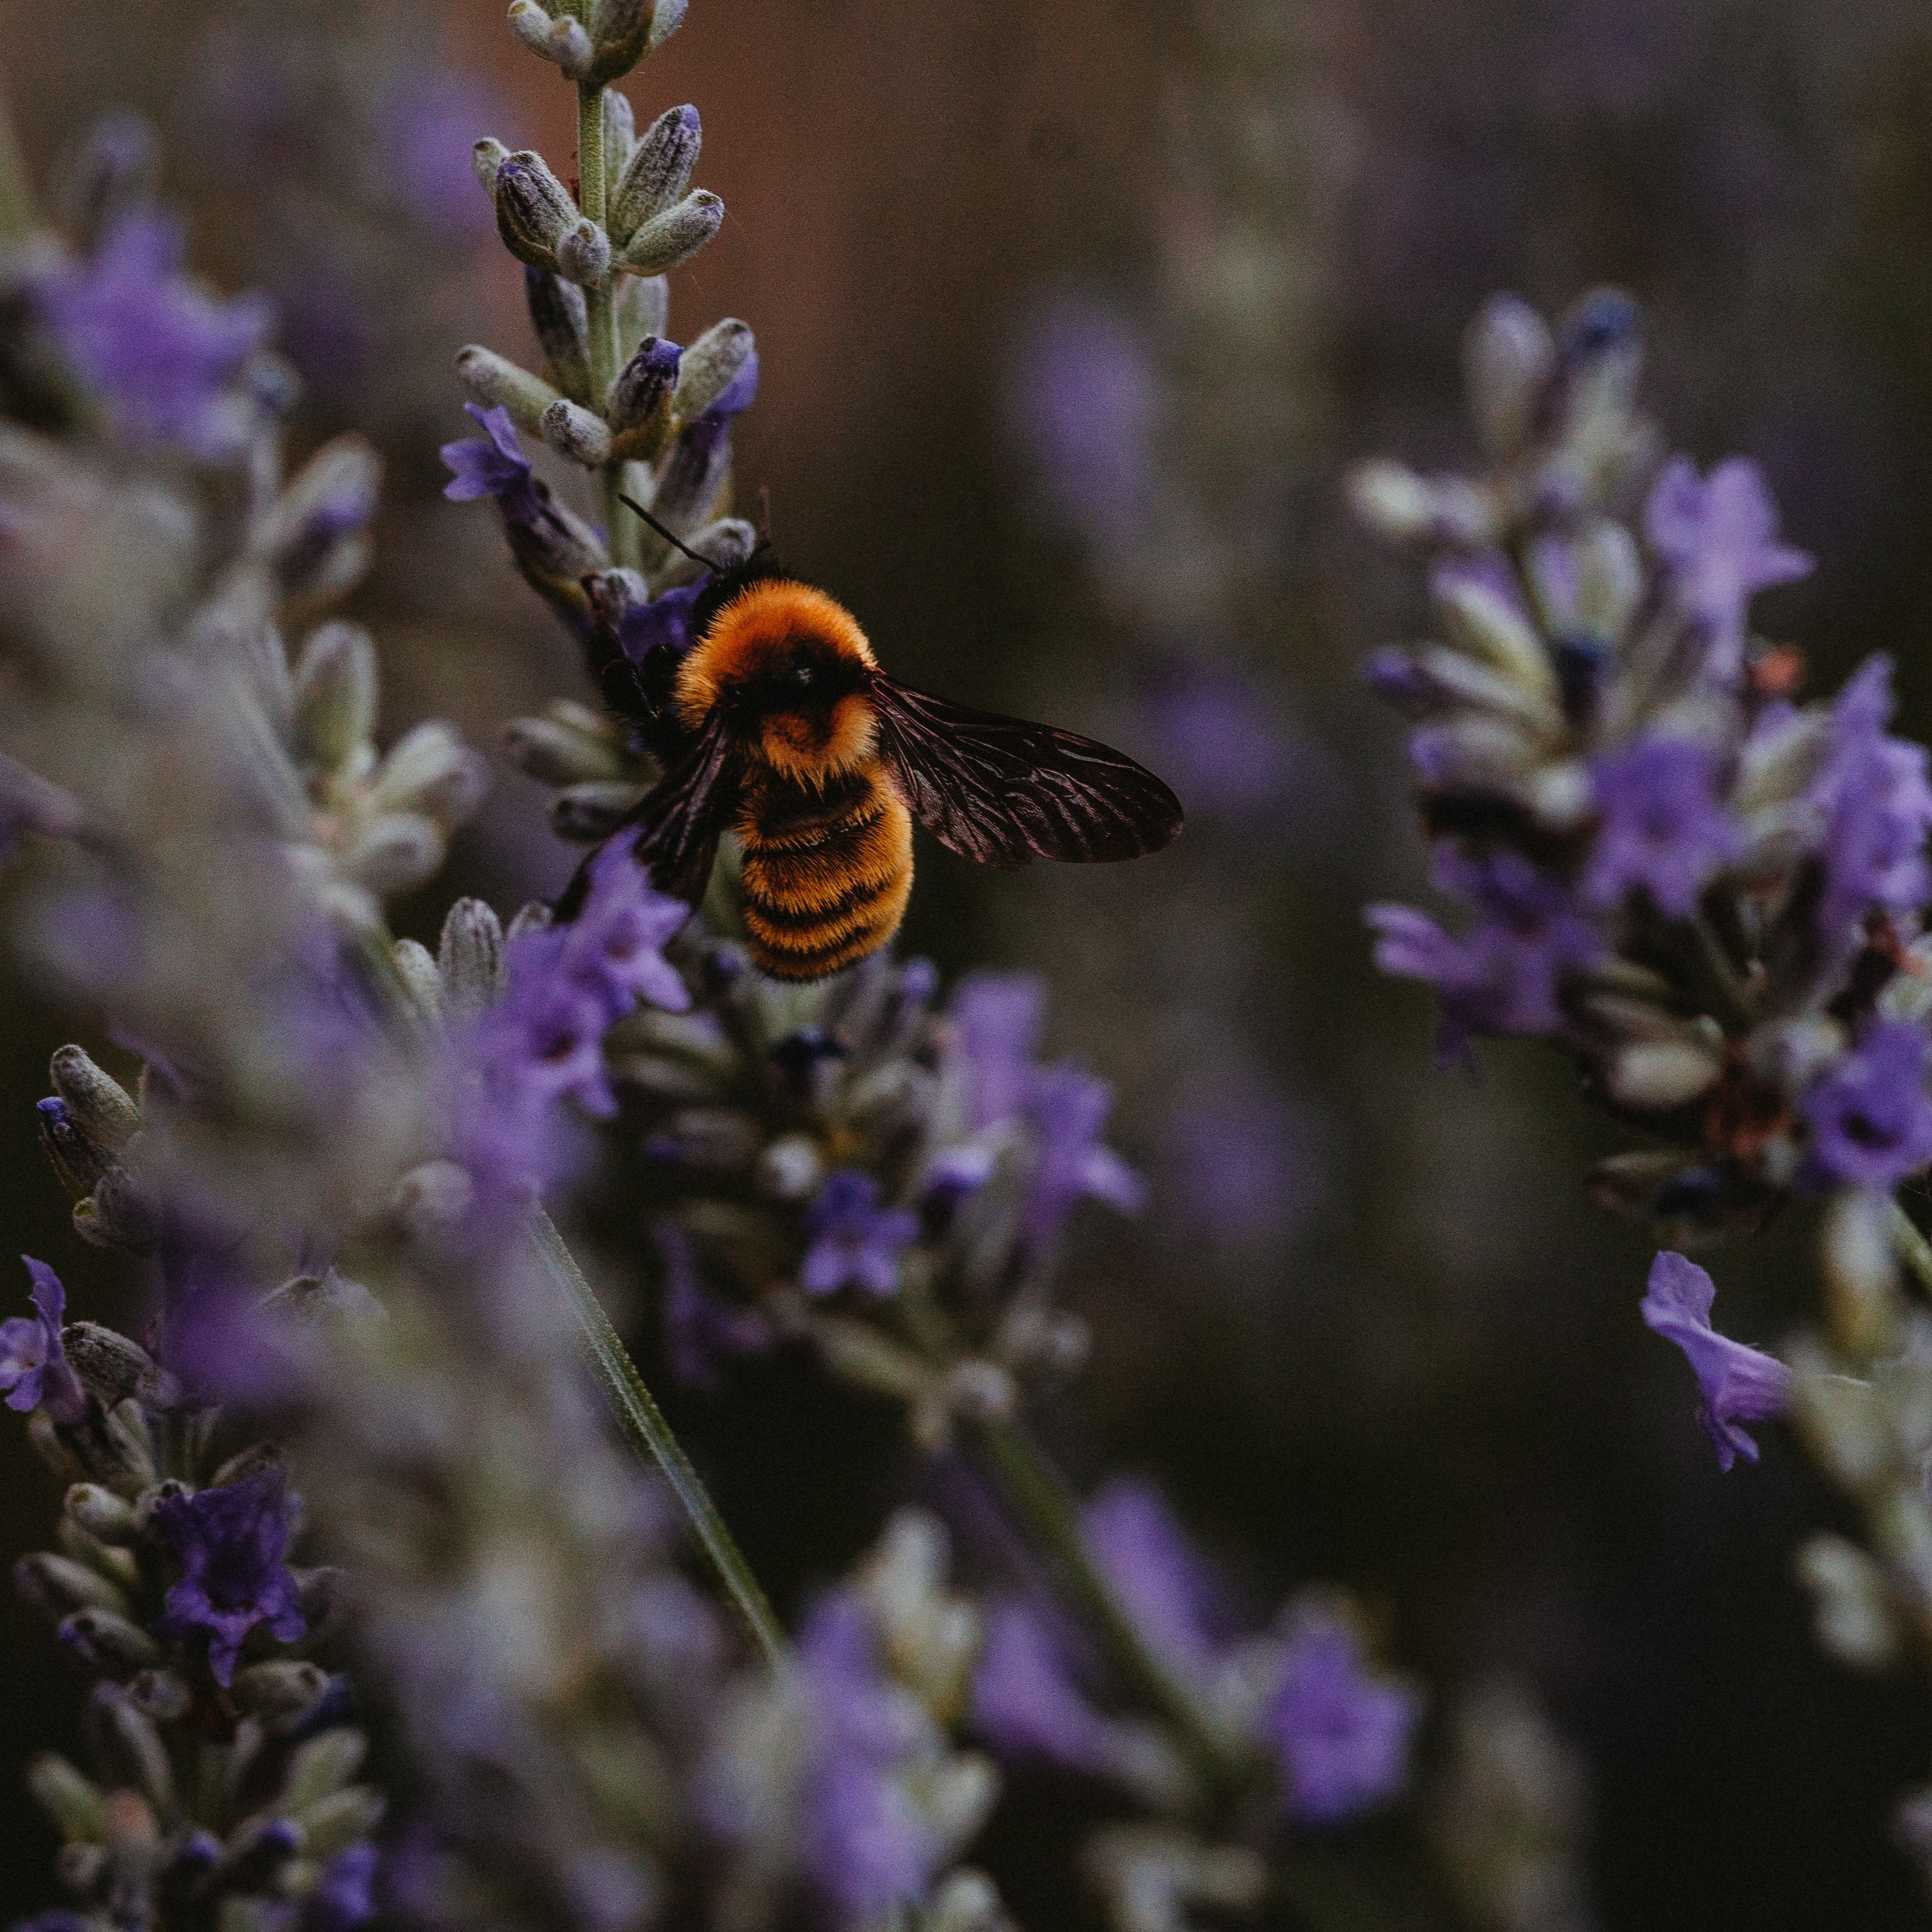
[
  {"left": 556, "top": 709, "right": 739, "bottom": 917},
  {"left": 868, "top": 675, "right": 1182, "bottom": 869}
]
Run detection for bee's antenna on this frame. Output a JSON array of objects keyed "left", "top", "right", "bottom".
[{"left": 618, "top": 494, "right": 725, "bottom": 573}]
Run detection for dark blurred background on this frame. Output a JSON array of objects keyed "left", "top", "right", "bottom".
[{"left": 7, "top": 0, "right": 1932, "bottom": 1924}]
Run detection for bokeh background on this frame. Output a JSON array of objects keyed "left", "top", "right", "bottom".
[{"left": 6, "top": 0, "right": 1932, "bottom": 1924}]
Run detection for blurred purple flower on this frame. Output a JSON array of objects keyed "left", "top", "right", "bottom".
[
  {"left": 1007, "top": 293, "right": 1157, "bottom": 551},
  {"left": 1583, "top": 736, "right": 1742, "bottom": 917},
  {"left": 380, "top": 72, "right": 502, "bottom": 242},
  {"left": 1134, "top": 662, "right": 1325, "bottom": 829},
  {"left": 1640, "top": 1251, "right": 1792, "bottom": 1472},
  {"left": 1023, "top": 1064, "right": 1144, "bottom": 1253},
  {"left": 658, "top": 1218, "right": 771, "bottom": 1388},
  {"left": 452, "top": 853, "right": 689, "bottom": 1209},
  {"left": 1083, "top": 1482, "right": 1224, "bottom": 1677},
  {"left": 1644, "top": 457, "right": 1811, "bottom": 668},
  {"left": 1369, "top": 849, "right": 1600, "bottom": 1066},
  {"left": 948, "top": 973, "right": 1045, "bottom": 1130},
  {"left": 1270, "top": 1612, "right": 1420, "bottom": 1826},
  {"left": 34, "top": 212, "right": 274, "bottom": 459},
  {"left": 972, "top": 1600, "right": 1123, "bottom": 1778},
  {"left": 1800, "top": 1021, "right": 1932, "bottom": 1193},
  {"left": 153, "top": 1469, "right": 307, "bottom": 1685},
  {"left": 801, "top": 1170, "right": 919, "bottom": 1298},
  {"left": 798, "top": 1592, "right": 946, "bottom": 1925},
  {"left": 1810, "top": 657, "right": 1932, "bottom": 966},
  {"left": 0, "top": 1257, "right": 85, "bottom": 1425}
]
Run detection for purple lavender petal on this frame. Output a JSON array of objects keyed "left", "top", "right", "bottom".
[
  {"left": 948, "top": 973, "right": 1046, "bottom": 1130},
  {"left": 0, "top": 1257, "right": 84, "bottom": 1424},
  {"left": 1800, "top": 1021, "right": 1932, "bottom": 1193},
  {"left": 1583, "top": 736, "right": 1743, "bottom": 918},
  {"left": 152, "top": 1469, "right": 308, "bottom": 1685},
  {"left": 1271, "top": 1614, "right": 1420, "bottom": 1825},
  {"left": 800, "top": 1170, "right": 919, "bottom": 1299},
  {"left": 1641, "top": 1251, "right": 1792, "bottom": 1472},
  {"left": 1083, "top": 1482, "right": 1221, "bottom": 1677}
]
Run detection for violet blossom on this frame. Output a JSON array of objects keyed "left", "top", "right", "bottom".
[
  {"left": 33, "top": 210, "right": 274, "bottom": 458},
  {"left": 800, "top": 1169, "right": 919, "bottom": 1298},
  {"left": 1800, "top": 1020, "right": 1932, "bottom": 1193},
  {"left": 1640, "top": 1251, "right": 1792, "bottom": 1472},
  {"left": 152, "top": 1469, "right": 308, "bottom": 1685},
  {"left": 658, "top": 1218, "right": 772, "bottom": 1388},
  {"left": 0, "top": 1257, "right": 85, "bottom": 1425},
  {"left": 1643, "top": 456, "right": 1811, "bottom": 666},
  {"left": 1270, "top": 1612, "right": 1422, "bottom": 1826},
  {"left": 1582, "top": 736, "right": 1742, "bottom": 918}
]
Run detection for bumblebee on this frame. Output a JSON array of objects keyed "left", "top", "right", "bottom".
[{"left": 567, "top": 523, "right": 1182, "bottom": 981}]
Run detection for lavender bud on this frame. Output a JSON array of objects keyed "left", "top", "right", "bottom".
[
  {"left": 507, "top": 900, "right": 555, "bottom": 942},
  {"left": 553, "top": 779, "right": 649, "bottom": 841},
  {"left": 472, "top": 137, "right": 512, "bottom": 192},
  {"left": 15, "top": 1552, "right": 133, "bottom": 1621},
  {"left": 652, "top": 1107, "right": 763, "bottom": 1170},
  {"left": 945, "top": 1359, "right": 1015, "bottom": 1422},
  {"left": 231, "top": 1659, "right": 330, "bottom": 1725},
  {"left": 73, "top": 1169, "right": 161, "bottom": 1253},
  {"left": 130, "top": 1479, "right": 191, "bottom": 1537},
  {"left": 438, "top": 900, "right": 506, "bottom": 1021},
  {"left": 608, "top": 105, "right": 703, "bottom": 247},
  {"left": 59, "top": 1607, "right": 163, "bottom": 1677},
  {"left": 541, "top": 397, "right": 614, "bottom": 467},
  {"left": 56, "top": 1842, "right": 108, "bottom": 1892},
  {"left": 492, "top": 152, "right": 583, "bottom": 273},
  {"left": 1602, "top": 1041, "right": 1721, "bottom": 1111},
  {"left": 616, "top": 273, "right": 670, "bottom": 355},
  {"left": 925, "top": 1871, "right": 1011, "bottom": 1932},
  {"left": 673, "top": 318, "right": 754, "bottom": 423},
  {"left": 618, "top": 190, "right": 724, "bottom": 277},
  {"left": 339, "top": 813, "right": 445, "bottom": 897},
  {"left": 87, "top": 1685, "right": 175, "bottom": 1810},
  {"left": 26, "top": 1753, "right": 105, "bottom": 1837},
  {"left": 683, "top": 516, "right": 758, "bottom": 571},
  {"left": 79, "top": 1405, "right": 155, "bottom": 1491},
  {"left": 501, "top": 715, "right": 628, "bottom": 787},
  {"left": 1464, "top": 294, "right": 1555, "bottom": 461},
  {"left": 755, "top": 1133, "right": 823, "bottom": 1201},
  {"left": 56, "top": 1517, "right": 138, "bottom": 1587},
  {"left": 65, "top": 1483, "right": 136, "bottom": 1543},
  {"left": 298, "top": 1786, "right": 387, "bottom": 1859},
  {"left": 508, "top": 0, "right": 595, "bottom": 75},
  {"left": 391, "top": 940, "right": 443, "bottom": 1024},
  {"left": 1797, "top": 1533, "right": 1898, "bottom": 1669},
  {"left": 127, "top": 1670, "right": 191, "bottom": 1722},
  {"left": 555, "top": 219, "right": 613, "bottom": 290},
  {"left": 282, "top": 1730, "right": 367, "bottom": 1813},
  {"left": 261, "top": 436, "right": 382, "bottom": 598},
  {"left": 50, "top": 1047, "right": 140, "bottom": 1152},
  {"left": 604, "top": 87, "right": 636, "bottom": 164},
  {"left": 370, "top": 721, "right": 489, "bottom": 825},
  {"left": 586, "top": 0, "right": 679, "bottom": 81},
  {"left": 605, "top": 336, "right": 682, "bottom": 455},
  {"left": 294, "top": 623, "right": 378, "bottom": 775},
  {"left": 38, "top": 1097, "right": 113, "bottom": 1201},
  {"left": 455, "top": 345, "right": 562, "bottom": 437},
  {"left": 1823, "top": 1188, "right": 1898, "bottom": 1359},
  {"left": 64, "top": 1323, "right": 178, "bottom": 1411},
  {"left": 525, "top": 268, "right": 593, "bottom": 403}
]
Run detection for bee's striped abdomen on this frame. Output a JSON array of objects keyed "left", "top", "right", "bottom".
[{"left": 738, "top": 766, "right": 914, "bottom": 981}]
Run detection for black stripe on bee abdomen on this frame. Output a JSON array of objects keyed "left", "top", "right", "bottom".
[{"left": 739, "top": 772, "right": 913, "bottom": 980}]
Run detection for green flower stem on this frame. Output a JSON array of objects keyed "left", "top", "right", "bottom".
[
  {"left": 1889, "top": 1197, "right": 1932, "bottom": 1299},
  {"left": 968, "top": 1411, "right": 1242, "bottom": 1795},
  {"left": 529, "top": 1206, "right": 788, "bottom": 1671},
  {"left": 575, "top": 80, "right": 640, "bottom": 571},
  {"left": 890, "top": 1273, "right": 1238, "bottom": 1792}
]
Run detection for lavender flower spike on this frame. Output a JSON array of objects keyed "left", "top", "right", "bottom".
[
  {"left": 0, "top": 1257, "right": 86, "bottom": 1425},
  {"left": 1270, "top": 1609, "right": 1421, "bottom": 1826},
  {"left": 152, "top": 1469, "right": 309, "bottom": 1685},
  {"left": 1640, "top": 1251, "right": 1793, "bottom": 1472},
  {"left": 801, "top": 1169, "right": 919, "bottom": 1297}
]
